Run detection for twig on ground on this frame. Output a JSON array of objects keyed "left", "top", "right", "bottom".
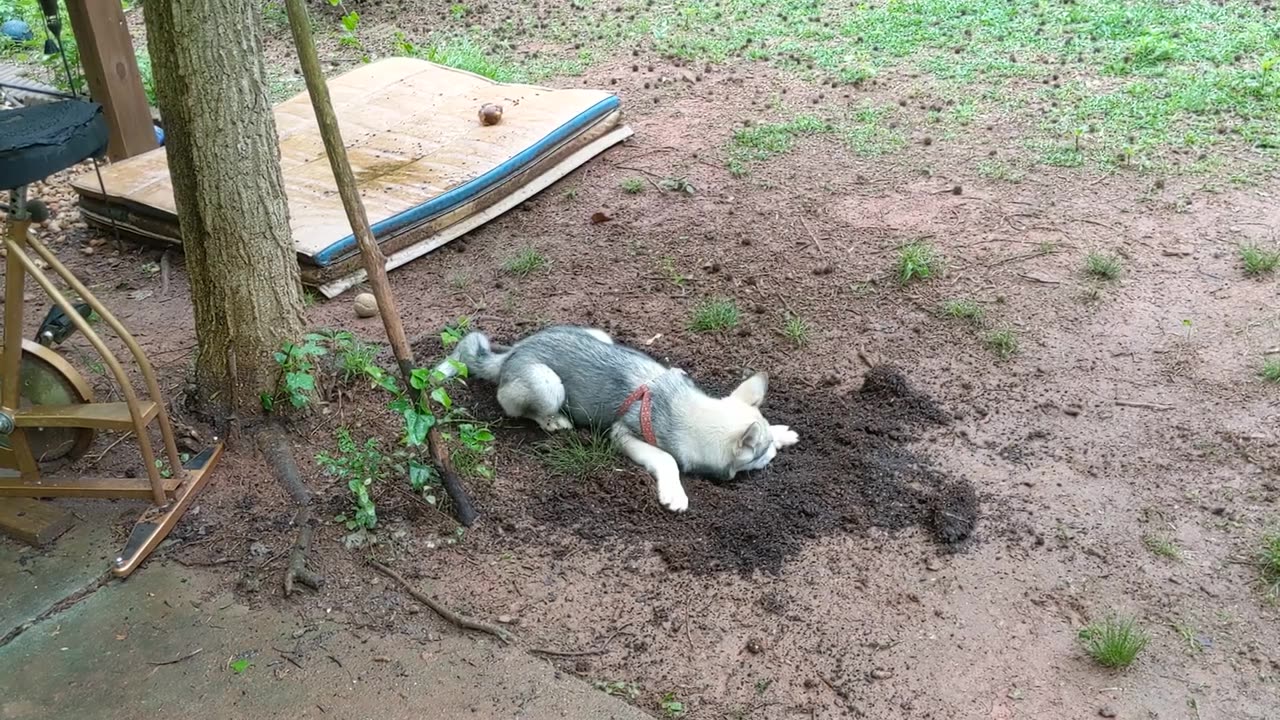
[
  {"left": 147, "top": 647, "right": 203, "bottom": 666},
  {"left": 368, "top": 560, "right": 512, "bottom": 643},
  {"left": 88, "top": 432, "right": 132, "bottom": 464},
  {"left": 1115, "top": 399, "right": 1175, "bottom": 411},
  {"left": 798, "top": 216, "right": 826, "bottom": 257}
]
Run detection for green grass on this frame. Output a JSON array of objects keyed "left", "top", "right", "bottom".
[
  {"left": 1262, "top": 529, "right": 1280, "bottom": 601},
  {"left": 1142, "top": 534, "right": 1182, "bottom": 561},
  {"left": 940, "top": 299, "right": 984, "bottom": 324},
  {"left": 620, "top": 177, "right": 646, "bottom": 194},
  {"left": 688, "top": 297, "right": 740, "bottom": 333},
  {"left": 1239, "top": 244, "right": 1280, "bottom": 276},
  {"left": 895, "top": 242, "right": 942, "bottom": 284},
  {"left": 782, "top": 314, "right": 811, "bottom": 346},
  {"left": 727, "top": 115, "right": 831, "bottom": 175},
  {"left": 1078, "top": 616, "right": 1149, "bottom": 669},
  {"left": 985, "top": 328, "right": 1019, "bottom": 359},
  {"left": 536, "top": 432, "right": 616, "bottom": 479},
  {"left": 1085, "top": 252, "right": 1123, "bottom": 281},
  {"left": 503, "top": 247, "right": 547, "bottom": 276},
  {"left": 976, "top": 158, "right": 1026, "bottom": 183},
  {"left": 1263, "top": 358, "right": 1280, "bottom": 384}
]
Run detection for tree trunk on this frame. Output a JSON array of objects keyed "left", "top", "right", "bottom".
[{"left": 143, "top": 0, "right": 305, "bottom": 419}]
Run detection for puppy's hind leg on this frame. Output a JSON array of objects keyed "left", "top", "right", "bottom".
[
  {"left": 497, "top": 363, "right": 572, "bottom": 432},
  {"left": 611, "top": 426, "right": 688, "bottom": 512}
]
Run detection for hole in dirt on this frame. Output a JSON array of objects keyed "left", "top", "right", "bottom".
[{"left": 464, "top": 358, "right": 980, "bottom": 577}]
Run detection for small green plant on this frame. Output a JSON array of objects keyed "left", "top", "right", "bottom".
[
  {"left": 1262, "top": 529, "right": 1280, "bottom": 601},
  {"left": 1142, "top": 534, "right": 1182, "bottom": 561},
  {"left": 319, "top": 427, "right": 385, "bottom": 531},
  {"left": 620, "top": 177, "right": 646, "bottom": 193},
  {"left": 448, "top": 2, "right": 468, "bottom": 19},
  {"left": 1239, "top": 244, "right": 1280, "bottom": 276},
  {"left": 659, "top": 256, "right": 687, "bottom": 286},
  {"left": 503, "top": 247, "right": 548, "bottom": 276},
  {"left": 658, "top": 692, "right": 687, "bottom": 718},
  {"left": 985, "top": 328, "right": 1019, "bottom": 359},
  {"left": 228, "top": 658, "right": 252, "bottom": 674},
  {"left": 326, "top": 0, "right": 361, "bottom": 48},
  {"left": 782, "top": 314, "right": 811, "bottom": 346},
  {"left": 1262, "top": 358, "right": 1280, "bottom": 384},
  {"left": 940, "top": 299, "right": 983, "bottom": 324},
  {"left": 1078, "top": 616, "right": 1149, "bottom": 669},
  {"left": 659, "top": 176, "right": 695, "bottom": 195},
  {"left": 262, "top": 334, "right": 327, "bottom": 411},
  {"left": 895, "top": 242, "right": 941, "bottom": 284},
  {"left": 688, "top": 297, "right": 740, "bottom": 333},
  {"left": 593, "top": 680, "right": 640, "bottom": 700},
  {"left": 537, "top": 431, "right": 616, "bottom": 478},
  {"left": 440, "top": 316, "right": 472, "bottom": 348},
  {"left": 1085, "top": 252, "right": 1122, "bottom": 281},
  {"left": 1172, "top": 621, "right": 1206, "bottom": 654}
]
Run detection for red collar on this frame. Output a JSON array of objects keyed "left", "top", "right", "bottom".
[{"left": 617, "top": 384, "right": 657, "bottom": 445}]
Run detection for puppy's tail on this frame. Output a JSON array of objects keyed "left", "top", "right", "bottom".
[{"left": 434, "top": 331, "right": 510, "bottom": 382}]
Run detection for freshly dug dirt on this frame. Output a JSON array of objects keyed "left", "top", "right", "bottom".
[{"left": 485, "top": 365, "right": 978, "bottom": 576}]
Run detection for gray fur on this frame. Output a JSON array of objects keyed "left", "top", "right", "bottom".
[{"left": 437, "top": 325, "right": 800, "bottom": 511}]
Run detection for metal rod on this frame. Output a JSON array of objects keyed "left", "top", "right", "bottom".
[
  {"left": 25, "top": 234, "right": 185, "bottom": 480},
  {"left": 3, "top": 238, "right": 166, "bottom": 504}
]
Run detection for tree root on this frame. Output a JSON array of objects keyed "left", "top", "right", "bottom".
[
  {"left": 368, "top": 559, "right": 511, "bottom": 643},
  {"left": 258, "top": 422, "right": 320, "bottom": 597}
]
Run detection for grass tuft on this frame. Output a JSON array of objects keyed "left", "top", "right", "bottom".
[
  {"left": 940, "top": 299, "right": 984, "bottom": 324},
  {"left": 895, "top": 242, "right": 942, "bottom": 284},
  {"left": 782, "top": 314, "right": 811, "bottom": 346},
  {"left": 503, "top": 247, "right": 547, "bottom": 277},
  {"left": 1239, "top": 244, "right": 1280, "bottom": 276},
  {"left": 620, "top": 177, "right": 646, "bottom": 194},
  {"left": 1085, "top": 252, "right": 1123, "bottom": 281},
  {"left": 1078, "top": 616, "right": 1149, "bottom": 669},
  {"left": 536, "top": 432, "right": 617, "bottom": 479},
  {"left": 985, "top": 328, "right": 1019, "bottom": 359},
  {"left": 1262, "top": 358, "right": 1280, "bottom": 384},
  {"left": 1142, "top": 534, "right": 1182, "bottom": 561},
  {"left": 689, "top": 298, "right": 740, "bottom": 333}
]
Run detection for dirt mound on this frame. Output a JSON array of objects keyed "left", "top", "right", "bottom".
[{"left": 486, "top": 366, "right": 979, "bottom": 576}]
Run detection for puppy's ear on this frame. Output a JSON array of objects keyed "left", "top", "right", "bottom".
[
  {"left": 730, "top": 372, "right": 769, "bottom": 408},
  {"left": 738, "top": 421, "right": 768, "bottom": 451}
]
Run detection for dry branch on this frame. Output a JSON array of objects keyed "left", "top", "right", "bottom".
[{"left": 368, "top": 560, "right": 511, "bottom": 643}]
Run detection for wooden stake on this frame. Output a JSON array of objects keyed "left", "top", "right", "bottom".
[{"left": 282, "top": 0, "right": 477, "bottom": 525}]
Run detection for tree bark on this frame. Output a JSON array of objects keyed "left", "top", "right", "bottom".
[{"left": 144, "top": 0, "right": 305, "bottom": 419}]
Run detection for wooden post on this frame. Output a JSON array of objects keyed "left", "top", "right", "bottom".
[
  {"left": 64, "top": 0, "right": 157, "bottom": 161},
  {"left": 282, "top": 0, "right": 478, "bottom": 525}
]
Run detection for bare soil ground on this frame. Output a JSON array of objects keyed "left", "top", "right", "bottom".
[{"left": 5, "top": 1, "right": 1280, "bottom": 718}]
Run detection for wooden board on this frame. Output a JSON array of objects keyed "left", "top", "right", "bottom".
[
  {"left": 65, "top": 0, "right": 157, "bottom": 161},
  {"left": 0, "top": 498, "right": 74, "bottom": 546},
  {"left": 71, "top": 58, "right": 622, "bottom": 271}
]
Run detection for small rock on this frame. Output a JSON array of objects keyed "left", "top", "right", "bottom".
[
  {"left": 869, "top": 668, "right": 893, "bottom": 680},
  {"left": 248, "top": 541, "right": 271, "bottom": 557},
  {"left": 353, "top": 292, "right": 378, "bottom": 318},
  {"left": 426, "top": 632, "right": 442, "bottom": 642},
  {"left": 745, "top": 637, "right": 764, "bottom": 654},
  {"left": 1063, "top": 404, "right": 1082, "bottom": 417},
  {"left": 80, "top": 245, "right": 95, "bottom": 256},
  {"left": 1161, "top": 246, "right": 1193, "bottom": 257},
  {"left": 497, "top": 614, "right": 515, "bottom": 624},
  {"left": 926, "top": 558, "right": 942, "bottom": 572},
  {"left": 1098, "top": 706, "right": 1117, "bottom": 718}
]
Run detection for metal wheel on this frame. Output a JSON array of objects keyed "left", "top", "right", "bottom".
[{"left": 0, "top": 339, "right": 96, "bottom": 468}]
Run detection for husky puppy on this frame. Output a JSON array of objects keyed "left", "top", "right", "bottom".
[{"left": 436, "top": 325, "right": 799, "bottom": 511}]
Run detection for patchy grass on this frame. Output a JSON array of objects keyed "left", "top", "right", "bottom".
[
  {"left": 728, "top": 115, "right": 830, "bottom": 175},
  {"left": 1143, "top": 534, "right": 1182, "bottom": 561},
  {"left": 620, "top": 177, "right": 647, "bottom": 194},
  {"left": 1239, "top": 244, "right": 1280, "bottom": 276},
  {"left": 503, "top": 247, "right": 548, "bottom": 276},
  {"left": 536, "top": 432, "right": 617, "bottom": 479},
  {"left": 895, "top": 242, "right": 942, "bottom": 284},
  {"left": 1262, "top": 358, "right": 1280, "bottom": 384},
  {"left": 782, "top": 314, "right": 811, "bottom": 346},
  {"left": 1078, "top": 616, "right": 1149, "bottom": 669},
  {"left": 985, "top": 328, "right": 1020, "bottom": 359},
  {"left": 689, "top": 297, "right": 741, "bottom": 333},
  {"left": 1262, "top": 529, "right": 1280, "bottom": 601},
  {"left": 976, "top": 158, "right": 1026, "bottom": 183},
  {"left": 841, "top": 105, "right": 907, "bottom": 157},
  {"left": 1085, "top": 252, "right": 1123, "bottom": 281},
  {"left": 940, "top": 299, "right": 984, "bottom": 324}
]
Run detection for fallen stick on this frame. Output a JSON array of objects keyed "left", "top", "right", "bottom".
[
  {"left": 368, "top": 560, "right": 511, "bottom": 643},
  {"left": 1115, "top": 399, "right": 1174, "bottom": 411},
  {"left": 147, "top": 647, "right": 203, "bottom": 666}
]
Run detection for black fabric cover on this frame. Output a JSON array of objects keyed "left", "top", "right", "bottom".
[{"left": 0, "top": 100, "right": 109, "bottom": 190}]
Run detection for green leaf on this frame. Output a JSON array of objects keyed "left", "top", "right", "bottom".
[
  {"left": 447, "top": 358, "right": 468, "bottom": 378},
  {"left": 286, "top": 372, "right": 315, "bottom": 392},
  {"left": 408, "top": 460, "right": 435, "bottom": 492},
  {"left": 430, "top": 386, "right": 452, "bottom": 409},
  {"left": 405, "top": 410, "right": 435, "bottom": 446},
  {"left": 410, "top": 368, "right": 432, "bottom": 390},
  {"left": 341, "top": 11, "right": 360, "bottom": 32},
  {"left": 260, "top": 393, "right": 275, "bottom": 411},
  {"left": 229, "top": 658, "right": 251, "bottom": 674},
  {"left": 273, "top": 351, "right": 288, "bottom": 364},
  {"left": 473, "top": 429, "right": 494, "bottom": 442}
]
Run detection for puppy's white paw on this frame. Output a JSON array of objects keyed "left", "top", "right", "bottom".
[
  {"left": 538, "top": 414, "right": 573, "bottom": 432},
  {"left": 770, "top": 425, "right": 800, "bottom": 448},
  {"left": 657, "top": 476, "right": 689, "bottom": 512}
]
